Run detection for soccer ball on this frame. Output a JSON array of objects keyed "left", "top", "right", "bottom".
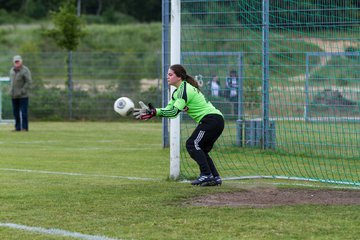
[{"left": 114, "top": 97, "right": 135, "bottom": 117}]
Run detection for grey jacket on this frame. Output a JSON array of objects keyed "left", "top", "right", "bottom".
[{"left": 9, "top": 65, "right": 32, "bottom": 99}]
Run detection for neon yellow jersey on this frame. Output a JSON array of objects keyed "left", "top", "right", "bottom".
[{"left": 156, "top": 81, "right": 223, "bottom": 123}]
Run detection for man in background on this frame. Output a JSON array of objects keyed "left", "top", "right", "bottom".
[
  {"left": 225, "top": 70, "right": 239, "bottom": 115},
  {"left": 210, "top": 75, "right": 221, "bottom": 97},
  {"left": 9, "top": 55, "right": 32, "bottom": 132},
  {"left": 225, "top": 70, "right": 238, "bottom": 99}
]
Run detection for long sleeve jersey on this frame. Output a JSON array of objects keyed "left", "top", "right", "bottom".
[{"left": 156, "top": 81, "right": 222, "bottom": 123}]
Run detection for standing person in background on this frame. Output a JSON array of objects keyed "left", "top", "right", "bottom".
[
  {"left": 9, "top": 55, "right": 32, "bottom": 132},
  {"left": 225, "top": 70, "right": 238, "bottom": 99},
  {"left": 210, "top": 75, "right": 221, "bottom": 97},
  {"left": 225, "top": 70, "right": 239, "bottom": 115},
  {"left": 134, "top": 64, "right": 225, "bottom": 186}
]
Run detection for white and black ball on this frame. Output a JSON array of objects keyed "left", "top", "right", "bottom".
[{"left": 114, "top": 97, "right": 135, "bottom": 117}]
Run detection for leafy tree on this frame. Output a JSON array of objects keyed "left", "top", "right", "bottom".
[
  {"left": 46, "top": 0, "right": 85, "bottom": 51},
  {"left": 46, "top": 0, "right": 86, "bottom": 118},
  {"left": 19, "top": 42, "right": 44, "bottom": 90}
]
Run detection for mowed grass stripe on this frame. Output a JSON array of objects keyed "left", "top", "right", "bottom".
[
  {"left": 0, "top": 223, "right": 120, "bottom": 240},
  {"left": 0, "top": 168, "right": 160, "bottom": 181}
]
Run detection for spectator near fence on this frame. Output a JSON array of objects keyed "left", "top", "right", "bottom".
[
  {"left": 9, "top": 55, "right": 32, "bottom": 132},
  {"left": 225, "top": 70, "right": 239, "bottom": 115},
  {"left": 225, "top": 70, "right": 238, "bottom": 99},
  {"left": 209, "top": 75, "right": 221, "bottom": 97}
]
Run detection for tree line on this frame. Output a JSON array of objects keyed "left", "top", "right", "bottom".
[
  {"left": 1, "top": 0, "right": 358, "bottom": 27},
  {"left": 0, "top": 0, "right": 161, "bottom": 24}
]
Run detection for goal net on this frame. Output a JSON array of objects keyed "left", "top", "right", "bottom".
[{"left": 165, "top": 0, "right": 360, "bottom": 186}]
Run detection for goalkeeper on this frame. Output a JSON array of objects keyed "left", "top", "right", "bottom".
[{"left": 134, "top": 64, "right": 224, "bottom": 186}]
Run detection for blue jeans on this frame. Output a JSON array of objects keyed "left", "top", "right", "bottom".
[{"left": 12, "top": 97, "right": 29, "bottom": 131}]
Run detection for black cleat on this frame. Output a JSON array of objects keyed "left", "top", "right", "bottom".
[
  {"left": 191, "top": 174, "right": 215, "bottom": 186},
  {"left": 214, "top": 176, "right": 222, "bottom": 186}
]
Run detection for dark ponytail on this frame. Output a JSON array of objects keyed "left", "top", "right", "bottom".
[
  {"left": 185, "top": 74, "right": 199, "bottom": 89},
  {"left": 170, "top": 64, "right": 200, "bottom": 90}
]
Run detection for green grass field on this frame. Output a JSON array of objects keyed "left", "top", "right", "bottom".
[{"left": 0, "top": 122, "right": 359, "bottom": 240}]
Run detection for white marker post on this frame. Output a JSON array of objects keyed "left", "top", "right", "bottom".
[{"left": 0, "top": 77, "right": 12, "bottom": 123}]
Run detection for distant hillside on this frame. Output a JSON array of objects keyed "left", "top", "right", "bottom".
[{"left": 0, "top": 22, "right": 162, "bottom": 53}]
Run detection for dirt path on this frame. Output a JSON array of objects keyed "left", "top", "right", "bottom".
[
  {"left": 288, "top": 37, "right": 359, "bottom": 82},
  {"left": 188, "top": 187, "right": 360, "bottom": 208}
]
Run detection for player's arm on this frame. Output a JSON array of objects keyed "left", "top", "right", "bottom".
[
  {"left": 134, "top": 84, "right": 189, "bottom": 120},
  {"left": 156, "top": 85, "right": 188, "bottom": 118},
  {"left": 133, "top": 99, "right": 181, "bottom": 120},
  {"left": 134, "top": 91, "right": 187, "bottom": 120},
  {"left": 155, "top": 98, "right": 185, "bottom": 118}
]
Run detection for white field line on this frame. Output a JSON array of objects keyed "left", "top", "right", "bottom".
[
  {"left": 0, "top": 143, "right": 157, "bottom": 151},
  {"left": 0, "top": 168, "right": 160, "bottom": 181},
  {"left": 0, "top": 223, "right": 120, "bottom": 240},
  {"left": 4, "top": 168, "right": 358, "bottom": 190},
  {"left": 59, "top": 147, "right": 158, "bottom": 151}
]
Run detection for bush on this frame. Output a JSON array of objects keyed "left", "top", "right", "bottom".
[
  {"left": 345, "top": 46, "right": 360, "bottom": 60},
  {"left": 83, "top": 12, "right": 138, "bottom": 25},
  {"left": 24, "top": 85, "right": 163, "bottom": 121},
  {"left": 102, "top": 10, "right": 138, "bottom": 25},
  {"left": 30, "top": 87, "right": 67, "bottom": 120},
  {"left": 0, "top": 9, "right": 32, "bottom": 24},
  {"left": 21, "top": 0, "right": 48, "bottom": 19}
]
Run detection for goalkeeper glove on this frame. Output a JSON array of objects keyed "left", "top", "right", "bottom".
[{"left": 133, "top": 101, "right": 156, "bottom": 120}]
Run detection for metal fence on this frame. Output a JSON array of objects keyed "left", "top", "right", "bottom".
[{"left": 0, "top": 51, "right": 162, "bottom": 120}]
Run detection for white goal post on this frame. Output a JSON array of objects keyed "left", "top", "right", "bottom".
[{"left": 169, "top": 0, "right": 181, "bottom": 180}]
